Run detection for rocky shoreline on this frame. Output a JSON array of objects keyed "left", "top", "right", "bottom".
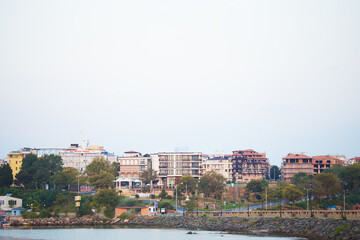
[{"left": 9, "top": 216, "right": 360, "bottom": 240}]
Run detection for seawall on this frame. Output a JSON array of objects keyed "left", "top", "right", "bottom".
[{"left": 10, "top": 216, "right": 360, "bottom": 240}]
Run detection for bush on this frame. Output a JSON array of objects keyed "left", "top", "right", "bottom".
[
  {"left": 334, "top": 224, "right": 349, "bottom": 236},
  {"left": 39, "top": 209, "right": 52, "bottom": 218},
  {"left": 104, "top": 208, "right": 114, "bottom": 218},
  {"left": 135, "top": 194, "right": 139, "bottom": 198},
  {"left": 158, "top": 201, "right": 174, "bottom": 211},
  {"left": 21, "top": 211, "right": 39, "bottom": 219},
  {"left": 118, "top": 213, "right": 136, "bottom": 221}
]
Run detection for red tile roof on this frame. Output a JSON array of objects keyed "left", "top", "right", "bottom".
[{"left": 283, "top": 153, "right": 311, "bottom": 159}]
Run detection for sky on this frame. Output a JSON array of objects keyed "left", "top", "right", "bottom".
[{"left": 0, "top": 0, "right": 359, "bottom": 166}]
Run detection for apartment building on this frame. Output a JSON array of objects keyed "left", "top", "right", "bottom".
[
  {"left": 312, "top": 155, "right": 345, "bottom": 174},
  {"left": 281, "top": 153, "right": 313, "bottom": 182},
  {"left": 202, "top": 154, "right": 232, "bottom": 181},
  {"left": 118, "top": 151, "right": 151, "bottom": 178},
  {"left": 60, "top": 143, "right": 117, "bottom": 172},
  {"left": 232, "top": 149, "right": 269, "bottom": 183},
  {"left": 151, "top": 152, "right": 202, "bottom": 188},
  {"left": 349, "top": 157, "right": 360, "bottom": 165}
]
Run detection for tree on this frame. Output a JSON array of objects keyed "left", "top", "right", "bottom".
[
  {"left": 314, "top": 173, "right": 341, "bottom": 199},
  {"left": 16, "top": 154, "right": 63, "bottom": 189},
  {"left": 86, "top": 157, "right": 116, "bottom": 190},
  {"left": 0, "top": 164, "right": 13, "bottom": 188},
  {"left": 139, "top": 169, "right": 157, "bottom": 185},
  {"left": 184, "top": 198, "right": 198, "bottom": 212},
  {"left": 246, "top": 179, "right": 268, "bottom": 193},
  {"left": 198, "top": 171, "right": 226, "bottom": 200},
  {"left": 291, "top": 172, "right": 314, "bottom": 189},
  {"left": 93, "top": 189, "right": 119, "bottom": 215},
  {"left": 178, "top": 175, "right": 197, "bottom": 197},
  {"left": 269, "top": 165, "right": 281, "bottom": 180},
  {"left": 50, "top": 167, "right": 79, "bottom": 190},
  {"left": 283, "top": 185, "right": 303, "bottom": 208}
]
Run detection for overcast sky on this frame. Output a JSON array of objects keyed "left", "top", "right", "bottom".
[{"left": 0, "top": 0, "right": 359, "bottom": 166}]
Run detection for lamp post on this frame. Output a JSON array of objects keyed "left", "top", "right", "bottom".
[{"left": 265, "top": 187, "right": 268, "bottom": 211}]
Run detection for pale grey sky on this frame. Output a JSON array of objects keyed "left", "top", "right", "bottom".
[{"left": 0, "top": 0, "right": 359, "bottom": 166}]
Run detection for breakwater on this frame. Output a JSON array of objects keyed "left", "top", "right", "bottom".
[{"left": 10, "top": 216, "right": 360, "bottom": 240}]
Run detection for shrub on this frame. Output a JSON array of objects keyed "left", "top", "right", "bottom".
[
  {"left": 118, "top": 213, "right": 136, "bottom": 221},
  {"left": 208, "top": 217, "right": 215, "bottom": 221},
  {"left": 104, "top": 208, "right": 114, "bottom": 218},
  {"left": 39, "top": 209, "right": 52, "bottom": 218},
  {"left": 334, "top": 224, "right": 349, "bottom": 236}
]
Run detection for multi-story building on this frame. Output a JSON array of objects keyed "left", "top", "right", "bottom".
[
  {"left": 349, "top": 157, "right": 360, "bottom": 165},
  {"left": 202, "top": 155, "right": 232, "bottom": 181},
  {"left": 5, "top": 150, "right": 34, "bottom": 179},
  {"left": 118, "top": 151, "right": 151, "bottom": 178},
  {"left": 60, "top": 143, "right": 117, "bottom": 172},
  {"left": 232, "top": 149, "right": 269, "bottom": 183},
  {"left": 0, "top": 159, "right": 6, "bottom": 167},
  {"left": 312, "top": 155, "right": 345, "bottom": 174},
  {"left": 151, "top": 152, "right": 202, "bottom": 188},
  {"left": 281, "top": 153, "right": 313, "bottom": 182}
]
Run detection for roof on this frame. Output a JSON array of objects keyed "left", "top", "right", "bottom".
[
  {"left": 115, "top": 206, "right": 148, "bottom": 209},
  {"left": 124, "top": 151, "right": 140, "bottom": 153},
  {"left": 312, "top": 155, "right": 338, "bottom": 161},
  {"left": 283, "top": 153, "right": 311, "bottom": 159}
]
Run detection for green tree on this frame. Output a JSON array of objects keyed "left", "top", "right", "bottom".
[
  {"left": 184, "top": 198, "right": 198, "bottom": 212},
  {"left": 246, "top": 179, "right": 268, "bottom": 193},
  {"left": 50, "top": 167, "right": 79, "bottom": 190},
  {"left": 269, "top": 165, "right": 281, "bottom": 180},
  {"left": 0, "top": 164, "right": 13, "bottom": 188},
  {"left": 178, "top": 175, "right": 197, "bottom": 197},
  {"left": 291, "top": 172, "right": 314, "bottom": 189},
  {"left": 16, "top": 154, "right": 63, "bottom": 189},
  {"left": 198, "top": 171, "right": 226, "bottom": 200},
  {"left": 283, "top": 185, "right": 303, "bottom": 208},
  {"left": 314, "top": 173, "right": 341, "bottom": 199},
  {"left": 139, "top": 169, "right": 157, "bottom": 185},
  {"left": 86, "top": 157, "right": 116, "bottom": 190},
  {"left": 93, "top": 189, "right": 119, "bottom": 216}
]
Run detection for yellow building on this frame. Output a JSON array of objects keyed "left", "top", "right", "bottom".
[{"left": 7, "top": 151, "right": 24, "bottom": 179}]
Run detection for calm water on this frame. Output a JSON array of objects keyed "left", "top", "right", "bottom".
[{"left": 0, "top": 227, "right": 305, "bottom": 240}]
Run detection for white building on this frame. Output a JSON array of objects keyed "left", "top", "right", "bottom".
[
  {"left": 202, "top": 155, "right": 233, "bottom": 181},
  {"left": 60, "top": 143, "right": 117, "bottom": 172},
  {"left": 151, "top": 152, "right": 202, "bottom": 188},
  {"left": 0, "top": 196, "right": 22, "bottom": 210}
]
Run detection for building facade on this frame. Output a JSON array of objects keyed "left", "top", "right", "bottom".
[
  {"left": 281, "top": 153, "right": 313, "bottom": 182},
  {"left": 118, "top": 151, "right": 151, "bottom": 178},
  {"left": 232, "top": 149, "right": 269, "bottom": 183},
  {"left": 202, "top": 155, "right": 232, "bottom": 181},
  {"left": 312, "top": 155, "right": 344, "bottom": 174},
  {"left": 151, "top": 152, "right": 202, "bottom": 188},
  {"left": 60, "top": 143, "right": 117, "bottom": 172},
  {"left": 349, "top": 157, "right": 360, "bottom": 165},
  {"left": 0, "top": 196, "right": 22, "bottom": 210}
]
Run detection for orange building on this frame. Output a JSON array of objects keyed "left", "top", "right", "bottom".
[
  {"left": 281, "top": 153, "right": 313, "bottom": 182},
  {"left": 232, "top": 149, "right": 269, "bottom": 183},
  {"left": 115, "top": 206, "right": 149, "bottom": 216},
  {"left": 312, "top": 155, "right": 344, "bottom": 174}
]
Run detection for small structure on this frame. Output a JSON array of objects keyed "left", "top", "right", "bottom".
[
  {"left": 0, "top": 196, "right": 22, "bottom": 210},
  {"left": 352, "top": 204, "right": 360, "bottom": 210},
  {"left": 115, "top": 206, "right": 149, "bottom": 216}
]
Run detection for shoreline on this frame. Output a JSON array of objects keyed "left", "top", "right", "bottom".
[{"left": 8, "top": 216, "right": 360, "bottom": 239}]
